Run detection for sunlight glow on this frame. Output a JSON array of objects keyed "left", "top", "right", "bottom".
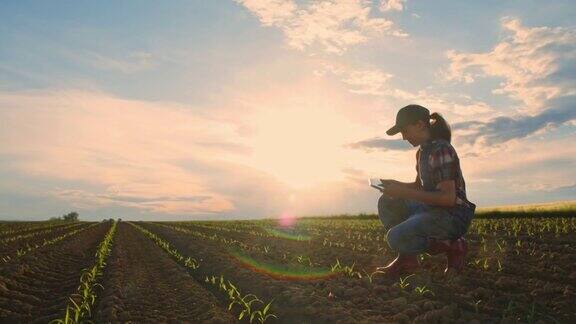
[
  {"left": 243, "top": 100, "right": 359, "bottom": 189},
  {"left": 228, "top": 250, "right": 335, "bottom": 280},
  {"left": 278, "top": 211, "right": 297, "bottom": 227}
]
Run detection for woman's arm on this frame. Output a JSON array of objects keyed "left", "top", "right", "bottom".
[
  {"left": 381, "top": 175, "right": 421, "bottom": 190},
  {"left": 382, "top": 180, "right": 456, "bottom": 207},
  {"left": 410, "top": 180, "right": 456, "bottom": 207}
]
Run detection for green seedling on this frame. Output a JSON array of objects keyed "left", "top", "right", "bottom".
[
  {"left": 473, "top": 299, "right": 482, "bottom": 313},
  {"left": 251, "top": 299, "right": 278, "bottom": 324},
  {"left": 398, "top": 274, "right": 415, "bottom": 290},
  {"left": 482, "top": 258, "right": 490, "bottom": 270},
  {"left": 414, "top": 285, "right": 435, "bottom": 296},
  {"left": 330, "top": 259, "right": 341, "bottom": 272},
  {"left": 51, "top": 221, "right": 117, "bottom": 324}
]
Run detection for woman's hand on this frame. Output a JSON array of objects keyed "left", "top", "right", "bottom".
[
  {"left": 381, "top": 182, "right": 408, "bottom": 199},
  {"left": 379, "top": 179, "right": 400, "bottom": 186}
]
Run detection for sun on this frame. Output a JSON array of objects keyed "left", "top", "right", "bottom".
[{"left": 242, "top": 103, "right": 359, "bottom": 189}]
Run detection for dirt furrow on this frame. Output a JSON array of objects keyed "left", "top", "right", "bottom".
[
  {"left": 140, "top": 222, "right": 413, "bottom": 323},
  {"left": 93, "top": 222, "right": 234, "bottom": 323},
  {"left": 0, "top": 222, "right": 90, "bottom": 260},
  {"left": 0, "top": 221, "right": 110, "bottom": 323}
]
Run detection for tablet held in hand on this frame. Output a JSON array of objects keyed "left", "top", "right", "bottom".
[{"left": 369, "top": 178, "right": 388, "bottom": 191}]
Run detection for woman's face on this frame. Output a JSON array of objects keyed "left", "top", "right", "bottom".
[{"left": 400, "top": 120, "right": 426, "bottom": 146}]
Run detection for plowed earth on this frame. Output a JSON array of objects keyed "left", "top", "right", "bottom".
[
  {"left": 0, "top": 222, "right": 90, "bottom": 260},
  {"left": 0, "top": 217, "right": 574, "bottom": 323},
  {"left": 139, "top": 221, "right": 576, "bottom": 323},
  {"left": 0, "top": 222, "right": 109, "bottom": 323},
  {"left": 93, "top": 222, "right": 233, "bottom": 323}
]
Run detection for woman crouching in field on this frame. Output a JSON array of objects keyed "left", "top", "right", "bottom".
[{"left": 376, "top": 104, "right": 476, "bottom": 278}]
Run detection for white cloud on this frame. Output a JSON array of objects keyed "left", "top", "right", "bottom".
[
  {"left": 316, "top": 62, "right": 396, "bottom": 95},
  {"left": 315, "top": 62, "right": 497, "bottom": 124},
  {"left": 235, "top": 0, "right": 408, "bottom": 55},
  {"left": 464, "top": 134, "right": 576, "bottom": 190},
  {"left": 379, "top": 0, "right": 406, "bottom": 12},
  {"left": 0, "top": 89, "right": 250, "bottom": 215},
  {"left": 446, "top": 17, "right": 576, "bottom": 115},
  {"left": 235, "top": 0, "right": 297, "bottom": 26}
]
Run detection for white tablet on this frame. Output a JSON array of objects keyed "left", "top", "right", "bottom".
[{"left": 369, "top": 178, "right": 387, "bottom": 191}]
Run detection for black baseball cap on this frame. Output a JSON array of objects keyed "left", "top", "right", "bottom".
[{"left": 386, "top": 104, "right": 430, "bottom": 136}]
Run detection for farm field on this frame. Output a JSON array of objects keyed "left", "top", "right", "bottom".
[{"left": 0, "top": 202, "right": 575, "bottom": 323}]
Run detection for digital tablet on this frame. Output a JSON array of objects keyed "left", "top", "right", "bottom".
[{"left": 369, "top": 178, "right": 387, "bottom": 191}]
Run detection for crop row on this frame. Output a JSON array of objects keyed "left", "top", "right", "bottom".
[
  {"left": 154, "top": 223, "right": 338, "bottom": 271},
  {"left": 1, "top": 222, "right": 99, "bottom": 264},
  {"left": 159, "top": 217, "right": 574, "bottom": 283},
  {"left": 470, "top": 217, "right": 576, "bottom": 237},
  {"left": 176, "top": 220, "right": 386, "bottom": 247},
  {"left": 0, "top": 222, "right": 84, "bottom": 245},
  {"left": 129, "top": 222, "right": 278, "bottom": 323},
  {"left": 154, "top": 222, "right": 380, "bottom": 275},
  {"left": 0, "top": 221, "right": 77, "bottom": 237},
  {"left": 51, "top": 220, "right": 118, "bottom": 324},
  {"left": 167, "top": 221, "right": 386, "bottom": 256},
  {"left": 139, "top": 222, "right": 477, "bottom": 322}
]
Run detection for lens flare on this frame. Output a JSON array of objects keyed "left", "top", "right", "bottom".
[
  {"left": 228, "top": 250, "right": 337, "bottom": 281},
  {"left": 278, "top": 211, "right": 297, "bottom": 227},
  {"left": 264, "top": 227, "right": 311, "bottom": 241}
]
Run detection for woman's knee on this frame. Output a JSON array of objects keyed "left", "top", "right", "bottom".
[
  {"left": 378, "top": 194, "right": 392, "bottom": 212},
  {"left": 386, "top": 226, "right": 402, "bottom": 251},
  {"left": 378, "top": 195, "right": 408, "bottom": 229},
  {"left": 377, "top": 195, "right": 391, "bottom": 225}
]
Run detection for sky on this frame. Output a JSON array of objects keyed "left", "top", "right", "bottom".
[{"left": 1, "top": 0, "right": 575, "bottom": 221}]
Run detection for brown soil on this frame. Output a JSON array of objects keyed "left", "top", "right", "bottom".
[
  {"left": 0, "top": 222, "right": 110, "bottom": 323},
  {"left": 93, "top": 222, "right": 234, "bottom": 323},
  {"left": 140, "top": 221, "right": 576, "bottom": 323},
  {"left": 0, "top": 217, "right": 573, "bottom": 323},
  {"left": 0, "top": 222, "right": 90, "bottom": 261}
]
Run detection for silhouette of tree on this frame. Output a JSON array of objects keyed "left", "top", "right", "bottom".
[{"left": 50, "top": 211, "right": 80, "bottom": 221}]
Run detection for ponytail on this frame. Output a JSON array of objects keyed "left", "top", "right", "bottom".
[{"left": 429, "top": 112, "right": 451, "bottom": 143}]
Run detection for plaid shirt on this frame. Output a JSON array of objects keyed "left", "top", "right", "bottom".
[{"left": 417, "top": 138, "right": 476, "bottom": 232}]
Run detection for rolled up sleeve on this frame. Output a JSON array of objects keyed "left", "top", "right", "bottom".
[{"left": 428, "top": 145, "right": 458, "bottom": 182}]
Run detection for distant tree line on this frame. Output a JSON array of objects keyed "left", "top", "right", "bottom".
[{"left": 50, "top": 211, "right": 80, "bottom": 222}]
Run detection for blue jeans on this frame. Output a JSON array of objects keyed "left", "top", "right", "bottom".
[{"left": 377, "top": 195, "right": 464, "bottom": 254}]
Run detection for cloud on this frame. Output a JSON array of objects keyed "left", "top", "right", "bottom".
[
  {"left": 462, "top": 134, "right": 576, "bottom": 196},
  {"left": 235, "top": 0, "right": 408, "bottom": 54},
  {"left": 88, "top": 51, "right": 154, "bottom": 73},
  {"left": 315, "top": 62, "right": 399, "bottom": 96},
  {"left": 315, "top": 62, "right": 497, "bottom": 122},
  {"left": 0, "top": 83, "right": 397, "bottom": 220},
  {"left": 345, "top": 137, "right": 412, "bottom": 152},
  {"left": 194, "top": 141, "right": 253, "bottom": 155},
  {"left": 446, "top": 17, "right": 576, "bottom": 115},
  {"left": 50, "top": 188, "right": 231, "bottom": 215},
  {"left": 63, "top": 50, "right": 155, "bottom": 74},
  {"left": 235, "top": 0, "right": 297, "bottom": 26},
  {"left": 315, "top": 62, "right": 406, "bottom": 96},
  {"left": 443, "top": 17, "right": 576, "bottom": 149},
  {"left": 453, "top": 95, "right": 576, "bottom": 146},
  {"left": 544, "top": 182, "right": 576, "bottom": 194},
  {"left": 341, "top": 166, "right": 366, "bottom": 177},
  {"left": 379, "top": 0, "right": 407, "bottom": 12},
  {"left": 0, "top": 89, "right": 254, "bottom": 215}
]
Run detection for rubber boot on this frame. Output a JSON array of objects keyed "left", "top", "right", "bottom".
[
  {"left": 426, "top": 237, "right": 468, "bottom": 274},
  {"left": 376, "top": 254, "right": 419, "bottom": 279},
  {"left": 445, "top": 237, "right": 468, "bottom": 274},
  {"left": 426, "top": 238, "right": 451, "bottom": 255}
]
